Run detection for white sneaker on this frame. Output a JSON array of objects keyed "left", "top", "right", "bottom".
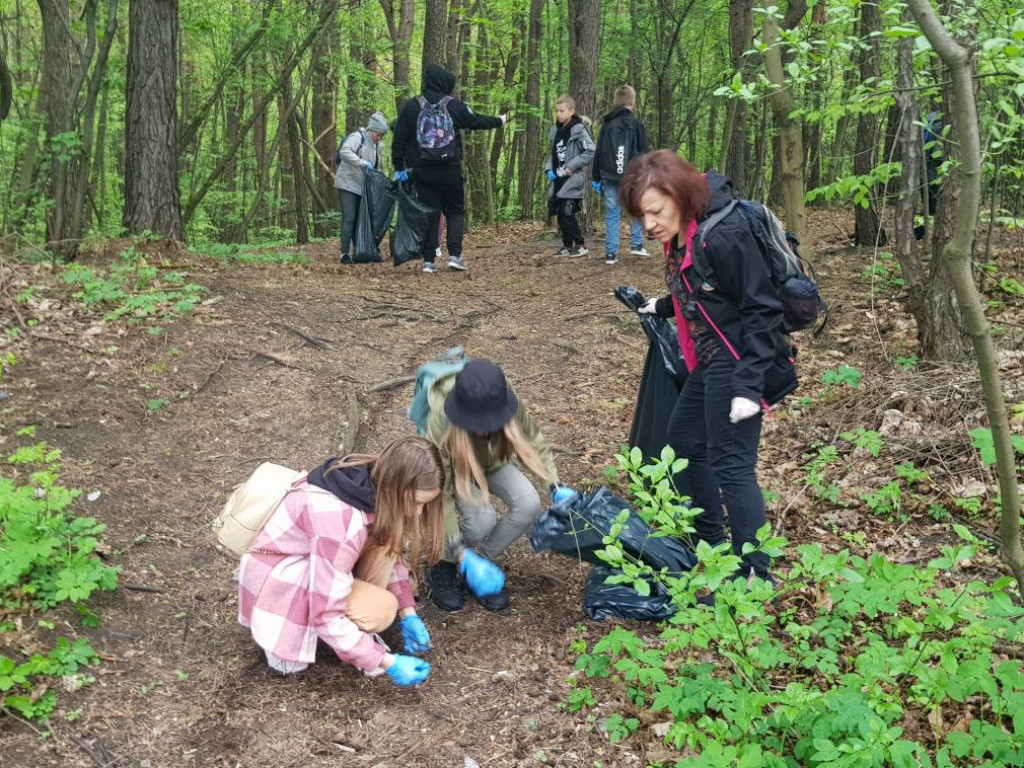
[
  {"left": 630, "top": 246, "right": 651, "bottom": 257},
  {"left": 447, "top": 256, "right": 468, "bottom": 271},
  {"left": 422, "top": 261, "right": 436, "bottom": 274}
]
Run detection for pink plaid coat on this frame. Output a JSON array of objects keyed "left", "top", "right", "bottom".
[{"left": 237, "top": 479, "right": 414, "bottom": 672}]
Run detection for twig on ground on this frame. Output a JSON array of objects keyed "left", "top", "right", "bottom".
[
  {"left": 251, "top": 350, "right": 304, "bottom": 370},
  {"left": 369, "top": 374, "right": 415, "bottom": 392},
  {"left": 122, "top": 584, "right": 168, "bottom": 594},
  {"left": 271, "top": 321, "right": 333, "bottom": 349},
  {"left": 336, "top": 391, "right": 361, "bottom": 454},
  {"left": 194, "top": 359, "right": 226, "bottom": 393}
]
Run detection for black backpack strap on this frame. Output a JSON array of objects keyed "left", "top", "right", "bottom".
[{"left": 692, "top": 198, "right": 738, "bottom": 287}]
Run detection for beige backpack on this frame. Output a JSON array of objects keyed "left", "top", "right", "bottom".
[{"left": 212, "top": 462, "right": 305, "bottom": 556}]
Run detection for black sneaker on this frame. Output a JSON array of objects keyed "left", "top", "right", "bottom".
[
  {"left": 476, "top": 588, "right": 510, "bottom": 611},
  {"left": 340, "top": 254, "right": 352, "bottom": 265},
  {"left": 570, "top": 245, "right": 588, "bottom": 257},
  {"left": 555, "top": 247, "right": 572, "bottom": 257},
  {"left": 428, "top": 561, "right": 464, "bottom": 611}
]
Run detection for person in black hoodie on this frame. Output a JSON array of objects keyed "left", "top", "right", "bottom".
[
  {"left": 392, "top": 65, "right": 507, "bottom": 273},
  {"left": 618, "top": 150, "right": 797, "bottom": 587},
  {"left": 593, "top": 85, "right": 649, "bottom": 265}
]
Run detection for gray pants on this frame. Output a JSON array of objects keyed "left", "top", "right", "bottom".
[
  {"left": 338, "top": 189, "right": 361, "bottom": 257},
  {"left": 455, "top": 464, "right": 542, "bottom": 562}
]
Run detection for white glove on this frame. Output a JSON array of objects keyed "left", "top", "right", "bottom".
[
  {"left": 638, "top": 297, "right": 658, "bottom": 315},
  {"left": 729, "top": 397, "right": 761, "bottom": 423},
  {"left": 499, "top": 113, "right": 508, "bottom": 126}
]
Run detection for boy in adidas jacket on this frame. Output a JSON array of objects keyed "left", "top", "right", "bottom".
[
  {"left": 391, "top": 65, "right": 506, "bottom": 273},
  {"left": 593, "top": 85, "right": 650, "bottom": 264}
]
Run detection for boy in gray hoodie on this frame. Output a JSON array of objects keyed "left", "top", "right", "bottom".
[{"left": 545, "top": 95, "right": 595, "bottom": 257}]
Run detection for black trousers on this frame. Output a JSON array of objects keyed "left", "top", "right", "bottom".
[
  {"left": 665, "top": 355, "right": 770, "bottom": 579},
  {"left": 414, "top": 164, "right": 466, "bottom": 261},
  {"left": 555, "top": 198, "right": 584, "bottom": 248},
  {"left": 338, "top": 189, "right": 360, "bottom": 257}
]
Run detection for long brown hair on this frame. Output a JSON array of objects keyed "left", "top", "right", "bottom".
[
  {"left": 330, "top": 436, "right": 445, "bottom": 565},
  {"left": 443, "top": 417, "right": 551, "bottom": 505}
]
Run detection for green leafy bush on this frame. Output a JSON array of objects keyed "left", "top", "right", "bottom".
[
  {"left": 573, "top": 451, "right": 1024, "bottom": 766},
  {"left": 1, "top": 441, "right": 118, "bottom": 721}
]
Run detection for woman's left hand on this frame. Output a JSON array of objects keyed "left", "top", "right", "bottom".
[{"left": 399, "top": 614, "right": 432, "bottom": 654}]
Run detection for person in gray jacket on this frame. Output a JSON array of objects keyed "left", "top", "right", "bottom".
[
  {"left": 334, "top": 111, "right": 389, "bottom": 264},
  {"left": 545, "top": 95, "right": 595, "bottom": 257}
]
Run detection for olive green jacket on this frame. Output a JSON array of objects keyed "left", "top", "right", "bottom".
[{"left": 423, "top": 372, "right": 559, "bottom": 555}]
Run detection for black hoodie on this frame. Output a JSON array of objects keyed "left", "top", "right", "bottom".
[
  {"left": 593, "top": 106, "right": 649, "bottom": 183},
  {"left": 306, "top": 459, "right": 376, "bottom": 512},
  {"left": 392, "top": 65, "right": 504, "bottom": 169},
  {"left": 653, "top": 171, "right": 797, "bottom": 404}
]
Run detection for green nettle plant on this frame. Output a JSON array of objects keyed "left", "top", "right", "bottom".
[
  {"left": 570, "top": 449, "right": 1024, "bottom": 766},
  {"left": 0, "top": 437, "right": 119, "bottom": 721}
]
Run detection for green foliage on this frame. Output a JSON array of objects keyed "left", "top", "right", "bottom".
[
  {"left": 570, "top": 452, "right": 1024, "bottom": 765},
  {"left": 0, "top": 440, "right": 117, "bottom": 722},
  {"left": 822, "top": 365, "right": 863, "bottom": 390},
  {"left": 968, "top": 427, "right": 1024, "bottom": 467},
  {"left": 61, "top": 247, "right": 205, "bottom": 324},
  {"left": 190, "top": 242, "right": 314, "bottom": 266}
]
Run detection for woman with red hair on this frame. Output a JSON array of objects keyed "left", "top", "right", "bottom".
[{"left": 619, "top": 150, "right": 797, "bottom": 586}]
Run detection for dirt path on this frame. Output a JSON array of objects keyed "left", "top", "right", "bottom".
[
  {"left": 4, "top": 213, "right": 1016, "bottom": 767},
  {"left": 3, "top": 225, "right": 677, "bottom": 767}
]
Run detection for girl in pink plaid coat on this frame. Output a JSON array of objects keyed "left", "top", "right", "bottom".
[{"left": 238, "top": 436, "right": 444, "bottom": 686}]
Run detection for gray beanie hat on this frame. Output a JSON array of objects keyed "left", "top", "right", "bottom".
[{"left": 367, "top": 111, "right": 389, "bottom": 135}]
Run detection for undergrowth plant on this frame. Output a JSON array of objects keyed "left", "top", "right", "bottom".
[
  {"left": 571, "top": 449, "right": 1024, "bottom": 766},
  {"left": 61, "top": 245, "right": 205, "bottom": 324},
  {"left": 0, "top": 434, "right": 118, "bottom": 722}
]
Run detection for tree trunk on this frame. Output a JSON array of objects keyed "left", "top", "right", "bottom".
[
  {"left": 378, "top": 0, "right": 414, "bottom": 114},
  {"left": 518, "top": 0, "right": 543, "bottom": 220},
  {"left": 124, "top": 0, "right": 183, "bottom": 240},
  {"left": 852, "top": 0, "right": 886, "bottom": 247},
  {"left": 908, "top": 0, "right": 1024, "bottom": 597},
  {"left": 762, "top": 10, "right": 805, "bottom": 240},
  {"left": 893, "top": 31, "right": 926, "bottom": 296},
  {"left": 722, "top": 0, "right": 754, "bottom": 192},
  {"left": 0, "top": 45, "right": 11, "bottom": 122},
  {"left": 309, "top": 0, "right": 337, "bottom": 237},
  {"left": 567, "top": 0, "right": 599, "bottom": 121},
  {"left": 803, "top": 1, "right": 826, "bottom": 193},
  {"left": 422, "top": 0, "right": 447, "bottom": 80}
]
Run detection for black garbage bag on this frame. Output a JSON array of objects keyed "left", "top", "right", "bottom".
[
  {"left": 353, "top": 170, "right": 397, "bottom": 263},
  {"left": 614, "top": 285, "right": 687, "bottom": 383},
  {"left": 530, "top": 487, "right": 696, "bottom": 574},
  {"left": 393, "top": 181, "right": 435, "bottom": 266},
  {"left": 584, "top": 565, "right": 676, "bottom": 621},
  {"left": 614, "top": 285, "right": 687, "bottom": 462}
]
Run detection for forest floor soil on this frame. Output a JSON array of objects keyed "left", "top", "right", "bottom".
[{"left": 2, "top": 211, "right": 1023, "bottom": 767}]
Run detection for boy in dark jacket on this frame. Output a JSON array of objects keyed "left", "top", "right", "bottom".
[
  {"left": 392, "top": 65, "right": 506, "bottom": 273},
  {"left": 545, "top": 95, "right": 595, "bottom": 257},
  {"left": 593, "top": 85, "right": 650, "bottom": 265}
]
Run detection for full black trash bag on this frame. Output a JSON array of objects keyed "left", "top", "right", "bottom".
[
  {"left": 530, "top": 487, "right": 696, "bottom": 574},
  {"left": 353, "top": 170, "right": 397, "bottom": 263},
  {"left": 393, "top": 182, "right": 435, "bottom": 266},
  {"left": 614, "top": 285, "right": 687, "bottom": 383},
  {"left": 614, "top": 285, "right": 687, "bottom": 462},
  {"left": 584, "top": 565, "right": 676, "bottom": 621}
]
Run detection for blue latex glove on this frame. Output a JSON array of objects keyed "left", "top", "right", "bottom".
[
  {"left": 459, "top": 550, "right": 505, "bottom": 598},
  {"left": 592, "top": 181, "right": 602, "bottom": 194},
  {"left": 551, "top": 484, "right": 578, "bottom": 505},
  {"left": 385, "top": 654, "right": 431, "bottom": 687},
  {"left": 364, "top": 162, "right": 375, "bottom": 173},
  {"left": 399, "top": 615, "right": 432, "bottom": 654},
  {"left": 394, "top": 169, "right": 409, "bottom": 182},
  {"left": 545, "top": 169, "right": 557, "bottom": 181}
]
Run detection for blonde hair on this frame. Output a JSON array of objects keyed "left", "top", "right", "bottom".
[
  {"left": 330, "top": 436, "right": 445, "bottom": 566},
  {"left": 555, "top": 94, "right": 576, "bottom": 111},
  {"left": 443, "top": 418, "right": 551, "bottom": 505},
  {"left": 613, "top": 85, "right": 636, "bottom": 108}
]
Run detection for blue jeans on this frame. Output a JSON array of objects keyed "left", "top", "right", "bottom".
[
  {"left": 602, "top": 181, "right": 643, "bottom": 255},
  {"left": 666, "top": 356, "right": 770, "bottom": 579}
]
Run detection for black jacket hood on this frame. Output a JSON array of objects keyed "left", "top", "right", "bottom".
[
  {"left": 306, "top": 459, "right": 376, "bottom": 512},
  {"left": 423, "top": 65, "right": 457, "bottom": 103},
  {"left": 602, "top": 106, "right": 633, "bottom": 123},
  {"left": 702, "top": 170, "right": 736, "bottom": 218}
]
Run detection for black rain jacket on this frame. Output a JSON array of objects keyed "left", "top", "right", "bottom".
[{"left": 653, "top": 171, "right": 797, "bottom": 404}]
